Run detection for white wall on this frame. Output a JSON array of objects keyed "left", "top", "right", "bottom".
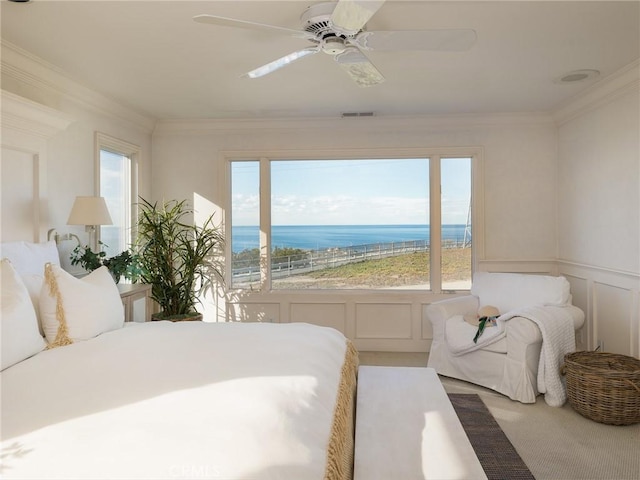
[
  {"left": 556, "top": 63, "right": 640, "bottom": 357},
  {"left": 557, "top": 89, "right": 639, "bottom": 273}
]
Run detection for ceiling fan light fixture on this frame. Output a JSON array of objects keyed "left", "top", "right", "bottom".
[{"left": 322, "top": 37, "right": 347, "bottom": 55}]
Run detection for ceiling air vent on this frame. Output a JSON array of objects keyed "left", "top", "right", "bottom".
[{"left": 341, "top": 112, "right": 375, "bottom": 118}]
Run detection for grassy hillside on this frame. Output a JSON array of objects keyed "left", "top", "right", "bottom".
[{"left": 273, "top": 248, "right": 471, "bottom": 288}]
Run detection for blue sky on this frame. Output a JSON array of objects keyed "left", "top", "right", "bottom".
[{"left": 232, "top": 158, "right": 470, "bottom": 225}]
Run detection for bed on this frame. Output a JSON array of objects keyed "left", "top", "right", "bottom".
[{"left": 1, "top": 241, "right": 358, "bottom": 480}]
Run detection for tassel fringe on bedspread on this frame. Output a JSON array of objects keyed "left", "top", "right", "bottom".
[{"left": 324, "top": 341, "right": 359, "bottom": 480}]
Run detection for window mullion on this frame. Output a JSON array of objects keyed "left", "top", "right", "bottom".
[
  {"left": 430, "top": 156, "right": 442, "bottom": 293},
  {"left": 259, "top": 157, "right": 271, "bottom": 290}
]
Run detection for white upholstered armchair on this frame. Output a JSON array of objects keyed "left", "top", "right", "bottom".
[{"left": 427, "top": 272, "right": 585, "bottom": 405}]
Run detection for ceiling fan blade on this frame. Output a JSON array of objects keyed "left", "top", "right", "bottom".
[
  {"left": 193, "top": 14, "right": 313, "bottom": 40},
  {"left": 334, "top": 47, "right": 385, "bottom": 87},
  {"left": 243, "top": 46, "right": 321, "bottom": 79},
  {"left": 353, "top": 29, "right": 477, "bottom": 52},
  {"left": 330, "top": 0, "right": 385, "bottom": 36}
]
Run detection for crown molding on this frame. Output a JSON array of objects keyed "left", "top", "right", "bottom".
[
  {"left": 1, "top": 40, "right": 156, "bottom": 134},
  {"left": 153, "top": 111, "right": 555, "bottom": 136},
  {"left": 1, "top": 89, "right": 75, "bottom": 151},
  {"left": 552, "top": 60, "right": 640, "bottom": 126}
]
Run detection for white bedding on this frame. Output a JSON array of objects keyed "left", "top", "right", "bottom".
[{"left": 0, "top": 321, "right": 356, "bottom": 480}]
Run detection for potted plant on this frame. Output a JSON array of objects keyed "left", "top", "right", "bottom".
[
  {"left": 70, "top": 243, "right": 140, "bottom": 284},
  {"left": 135, "top": 197, "right": 224, "bottom": 321}
]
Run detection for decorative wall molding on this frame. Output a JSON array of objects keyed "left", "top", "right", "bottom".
[
  {"left": 553, "top": 59, "right": 640, "bottom": 126},
  {"left": 0, "top": 90, "right": 74, "bottom": 243},
  {"left": 1, "top": 40, "right": 156, "bottom": 134},
  {"left": 559, "top": 260, "right": 639, "bottom": 357},
  {"left": 557, "top": 259, "right": 640, "bottom": 281},
  {"left": 1, "top": 90, "right": 74, "bottom": 147}
]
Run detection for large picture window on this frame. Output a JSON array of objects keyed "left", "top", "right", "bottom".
[{"left": 230, "top": 153, "right": 475, "bottom": 291}]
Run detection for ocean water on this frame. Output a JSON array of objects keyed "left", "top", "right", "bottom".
[{"left": 232, "top": 224, "right": 468, "bottom": 252}]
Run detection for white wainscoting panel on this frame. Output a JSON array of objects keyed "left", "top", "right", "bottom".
[
  {"left": 562, "top": 273, "right": 589, "bottom": 350},
  {"left": 290, "top": 303, "right": 346, "bottom": 333},
  {"left": 559, "top": 261, "right": 639, "bottom": 358},
  {"left": 593, "top": 282, "right": 634, "bottom": 356},
  {"left": 355, "top": 303, "right": 412, "bottom": 340}
]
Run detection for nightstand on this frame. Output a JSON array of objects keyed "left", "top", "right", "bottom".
[{"left": 118, "top": 283, "right": 152, "bottom": 322}]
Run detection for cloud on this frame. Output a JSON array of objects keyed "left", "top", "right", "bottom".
[
  {"left": 234, "top": 192, "right": 469, "bottom": 226},
  {"left": 271, "top": 194, "right": 429, "bottom": 225},
  {"left": 232, "top": 194, "right": 259, "bottom": 225}
]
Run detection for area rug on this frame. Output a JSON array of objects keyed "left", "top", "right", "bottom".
[{"left": 448, "top": 393, "right": 536, "bottom": 480}]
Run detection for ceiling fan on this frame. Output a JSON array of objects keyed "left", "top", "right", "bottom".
[{"left": 193, "top": 0, "right": 476, "bottom": 87}]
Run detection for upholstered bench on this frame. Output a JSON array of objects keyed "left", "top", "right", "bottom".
[{"left": 354, "top": 366, "right": 487, "bottom": 480}]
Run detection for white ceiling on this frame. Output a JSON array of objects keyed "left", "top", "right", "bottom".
[{"left": 2, "top": 1, "right": 639, "bottom": 120}]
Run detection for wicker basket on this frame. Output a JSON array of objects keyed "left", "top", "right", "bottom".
[{"left": 564, "top": 351, "right": 640, "bottom": 425}]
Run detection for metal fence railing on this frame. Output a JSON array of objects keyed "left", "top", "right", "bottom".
[{"left": 232, "top": 238, "right": 469, "bottom": 283}]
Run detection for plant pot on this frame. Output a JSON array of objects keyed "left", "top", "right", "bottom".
[{"left": 151, "top": 312, "right": 203, "bottom": 322}]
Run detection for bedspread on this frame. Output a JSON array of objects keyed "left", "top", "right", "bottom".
[{"left": 1, "top": 321, "right": 357, "bottom": 480}]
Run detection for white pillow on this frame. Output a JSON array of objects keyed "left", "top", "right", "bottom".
[
  {"left": 40, "top": 264, "right": 124, "bottom": 347},
  {"left": 1, "top": 240, "right": 60, "bottom": 335},
  {"left": 471, "top": 272, "right": 571, "bottom": 314},
  {"left": 1, "top": 259, "right": 46, "bottom": 370},
  {"left": 0, "top": 240, "right": 60, "bottom": 276},
  {"left": 20, "top": 274, "right": 47, "bottom": 336}
]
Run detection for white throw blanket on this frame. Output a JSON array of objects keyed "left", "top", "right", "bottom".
[
  {"left": 446, "top": 305, "right": 576, "bottom": 407},
  {"left": 501, "top": 305, "right": 576, "bottom": 407}
]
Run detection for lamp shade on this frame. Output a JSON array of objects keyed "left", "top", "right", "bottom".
[{"left": 67, "top": 196, "right": 113, "bottom": 226}]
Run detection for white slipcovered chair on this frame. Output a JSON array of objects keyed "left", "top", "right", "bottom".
[{"left": 427, "top": 272, "right": 585, "bottom": 404}]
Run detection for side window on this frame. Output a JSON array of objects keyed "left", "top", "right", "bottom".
[
  {"left": 230, "top": 160, "right": 261, "bottom": 289},
  {"left": 440, "top": 157, "right": 472, "bottom": 290},
  {"left": 96, "top": 133, "right": 139, "bottom": 258}
]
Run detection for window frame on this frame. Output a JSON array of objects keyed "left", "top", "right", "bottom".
[
  {"left": 94, "top": 132, "right": 140, "bottom": 254},
  {"left": 224, "top": 147, "right": 483, "bottom": 293}
]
